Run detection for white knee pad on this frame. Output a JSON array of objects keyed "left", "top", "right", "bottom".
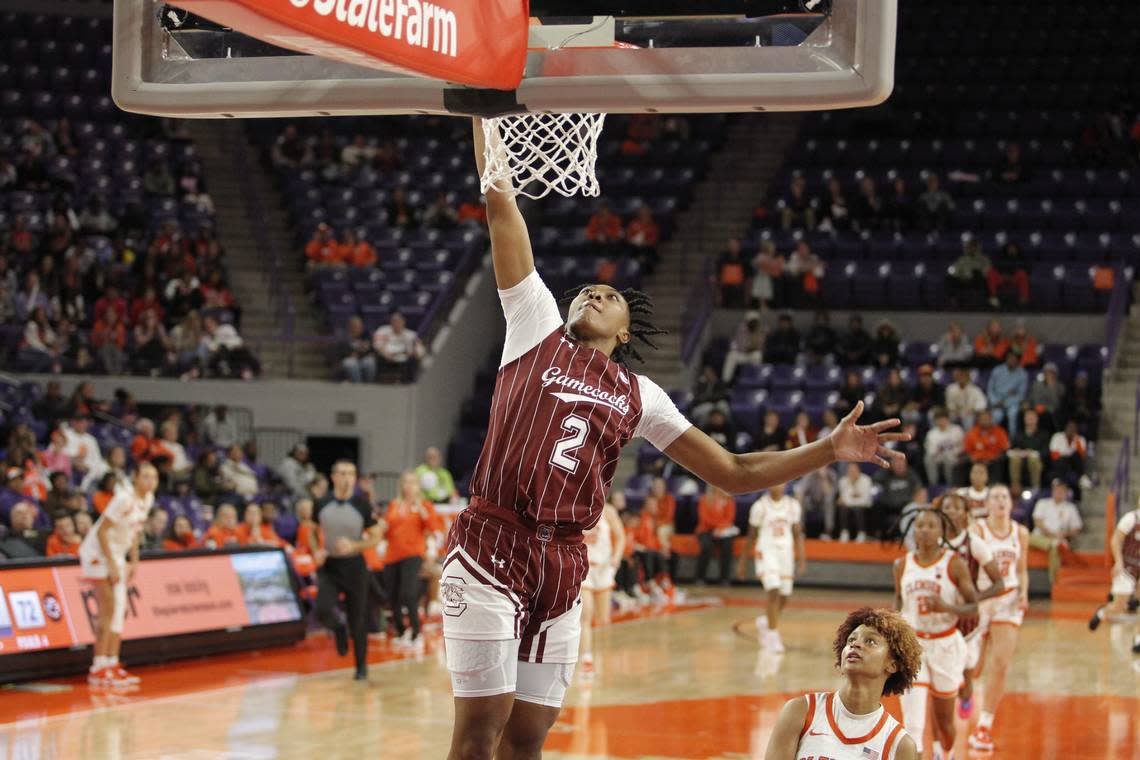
[
  {"left": 446, "top": 638, "right": 520, "bottom": 698},
  {"left": 109, "top": 581, "right": 127, "bottom": 634},
  {"left": 899, "top": 684, "right": 928, "bottom": 740},
  {"left": 515, "top": 660, "right": 575, "bottom": 708}
]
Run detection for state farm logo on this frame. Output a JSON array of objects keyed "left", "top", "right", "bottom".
[{"left": 285, "top": 0, "right": 458, "bottom": 57}]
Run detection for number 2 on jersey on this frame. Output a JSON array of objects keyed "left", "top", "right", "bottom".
[{"left": 550, "top": 414, "right": 589, "bottom": 474}]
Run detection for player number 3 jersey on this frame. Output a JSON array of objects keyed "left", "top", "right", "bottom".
[{"left": 469, "top": 271, "right": 691, "bottom": 533}]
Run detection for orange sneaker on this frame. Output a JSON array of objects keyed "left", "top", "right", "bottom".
[
  {"left": 109, "top": 666, "right": 140, "bottom": 686},
  {"left": 87, "top": 667, "right": 111, "bottom": 686},
  {"left": 968, "top": 725, "right": 994, "bottom": 752}
]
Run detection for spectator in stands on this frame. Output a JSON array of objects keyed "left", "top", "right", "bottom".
[
  {"left": 796, "top": 465, "right": 837, "bottom": 540},
  {"left": 785, "top": 411, "right": 818, "bottom": 449},
  {"left": 457, "top": 192, "right": 487, "bottom": 226},
  {"left": 908, "top": 364, "right": 945, "bottom": 420},
  {"left": 33, "top": 382, "right": 68, "bottom": 427},
  {"left": 690, "top": 366, "right": 730, "bottom": 424},
  {"left": 192, "top": 450, "right": 223, "bottom": 504},
  {"left": 385, "top": 187, "right": 421, "bottom": 229},
  {"left": 338, "top": 316, "right": 377, "bottom": 384},
  {"left": 130, "top": 419, "right": 169, "bottom": 465},
  {"left": 1029, "top": 480, "right": 1082, "bottom": 583},
  {"left": 16, "top": 272, "right": 51, "bottom": 323},
  {"left": 1007, "top": 321, "right": 1040, "bottom": 368},
  {"left": 964, "top": 410, "right": 1010, "bottom": 483},
  {"left": 143, "top": 162, "right": 175, "bottom": 197},
  {"left": 202, "top": 315, "right": 259, "bottom": 380},
  {"left": 702, "top": 409, "right": 736, "bottom": 452},
  {"left": 170, "top": 311, "right": 206, "bottom": 378},
  {"left": 1049, "top": 421, "right": 1092, "bottom": 492},
  {"left": 852, "top": 176, "right": 884, "bottom": 231},
  {"left": 751, "top": 240, "right": 785, "bottom": 311},
  {"left": 873, "top": 369, "right": 909, "bottom": 423},
  {"left": 164, "top": 270, "right": 204, "bottom": 321},
  {"left": 279, "top": 444, "right": 317, "bottom": 500},
  {"left": 837, "top": 462, "right": 873, "bottom": 543},
  {"left": 305, "top": 223, "right": 343, "bottom": 270},
  {"left": 132, "top": 310, "right": 173, "bottom": 376},
  {"left": 271, "top": 125, "right": 311, "bottom": 169},
  {"left": 994, "top": 142, "right": 1031, "bottom": 185},
  {"left": 871, "top": 321, "right": 901, "bottom": 368},
  {"left": 91, "top": 306, "right": 128, "bottom": 375},
  {"left": 372, "top": 312, "right": 425, "bottom": 383},
  {"left": 42, "top": 430, "right": 72, "bottom": 481},
  {"left": 158, "top": 421, "right": 191, "bottom": 478},
  {"left": 819, "top": 177, "right": 851, "bottom": 232},
  {"left": 986, "top": 242, "right": 1031, "bottom": 308},
  {"left": 625, "top": 205, "right": 660, "bottom": 274},
  {"left": 936, "top": 322, "right": 974, "bottom": 369},
  {"left": 882, "top": 177, "right": 915, "bottom": 232},
  {"left": 204, "top": 405, "right": 238, "bottom": 448},
  {"left": 200, "top": 272, "right": 239, "bottom": 326},
  {"left": 340, "top": 134, "right": 375, "bottom": 168},
  {"left": 764, "top": 313, "right": 801, "bottom": 365},
  {"left": 221, "top": 444, "right": 259, "bottom": 500},
  {"left": 205, "top": 503, "right": 241, "bottom": 548},
  {"left": 924, "top": 408, "right": 965, "bottom": 486},
  {"left": 838, "top": 315, "right": 873, "bottom": 367},
  {"left": 722, "top": 312, "right": 765, "bottom": 384},
  {"left": 780, "top": 175, "right": 817, "bottom": 231},
  {"left": 129, "top": 286, "right": 165, "bottom": 327},
  {"left": 46, "top": 513, "right": 81, "bottom": 557},
  {"left": 974, "top": 319, "right": 1009, "bottom": 369},
  {"left": 163, "top": 515, "right": 200, "bottom": 551},
  {"left": 918, "top": 173, "right": 954, "bottom": 231},
  {"left": 694, "top": 485, "right": 737, "bottom": 585},
  {"left": 1064, "top": 371, "right": 1101, "bottom": 440},
  {"left": 4, "top": 503, "right": 46, "bottom": 557},
  {"left": 1026, "top": 362, "right": 1065, "bottom": 428},
  {"left": 874, "top": 458, "right": 921, "bottom": 538},
  {"left": 987, "top": 349, "right": 1029, "bottom": 435},
  {"left": 89, "top": 473, "right": 117, "bottom": 515},
  {"left": 423, "top": 193, "right": 459, "bottom": 230},
  {"left": 415, "top": 446, "right": 458, "bottom": 504},
  {"left": 62, "top": 416, "right": 104, "bottom": 485},
  {"left": 714, "top": 239, "right": 752, "bottom": 309},
  {"left": 141, "top": 507, "right": 168, "bottom": 551},
  {"left": 20, "top": 306, "right": 60, "bottom": 373},
  {"left": 755, "top": 410, "right": 787, "bottom": 453},
  {"left": 947, "top": 240, "right": 990, "bottom": 307},
  {"left": 237, "top": 503, "right": 284, "bottom": 547},
  {"left": 786, "top": 242, "right": 825, "bottom": 308},
  {"left": 43, "top": 471, "right": 73, "bottom": 517},
  {"left": 836, "top": 370, "right": 866, "bottom": 416},
  {"left": 1008, "top": 408, "right": 1048, "bottom": 493},
  {"left": 805, "top": 310, "right": 838, "bottom": 365}
]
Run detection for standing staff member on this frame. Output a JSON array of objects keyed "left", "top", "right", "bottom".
[
  {"left": 314, "top": 459, "right": 383, "bottom": 681},
  {"left": 80, "top": 463, "right": 158, "bottom": 688},
  {"left": 383, "top": 471, "right": 444, "bottom": 650}
]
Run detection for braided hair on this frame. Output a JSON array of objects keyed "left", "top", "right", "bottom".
[
  {"left": 560, "top": 285, "right": 667, "bottom": 365},
  {"left": 893, "top": 504, "right": 956, "bottom": 548}
]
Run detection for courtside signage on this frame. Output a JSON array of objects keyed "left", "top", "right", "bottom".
[{"left": 168, "top": 0, "right": 529, "bottom": 89}]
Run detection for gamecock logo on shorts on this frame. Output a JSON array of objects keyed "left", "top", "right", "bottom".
[{"left": 441, "top": 576, "right": 467, "bottom": 617}]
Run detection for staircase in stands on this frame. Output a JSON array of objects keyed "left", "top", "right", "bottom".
[{"left": 185, "top": 120, "right": 328, "bottom": 379}]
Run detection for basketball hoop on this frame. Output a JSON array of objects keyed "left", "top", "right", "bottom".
[{"left": 480, "top": 112, "right": 606, "bottom": 200}]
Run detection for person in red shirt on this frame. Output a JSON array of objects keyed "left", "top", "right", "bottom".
[
  {"left": 93, "top": 285, "right": 128, "bottom": 324},
  {"left": 294, "top": 498, "right": 320, "bottom": 557},
  {"left": 696, "top": 485, "right": 739, "bottom": 585},
  {"left": 383, "top": 472, "right": 444, "bottom": 648},
  {"left": 162, "top": 514, "right": 201, "bottom": 551},
  {"left": 1007, "top": 321, "right": 1039, "bottom": 368},
  {"left": 236, "top": 502, "right": 287, "bottom": 548},
  {"left": 204, "top": 503, "right": 241, "bottom": 548},
  {"left": 130, "top": 419, "right": 172, "bottom": 465},
  {"left": 129, "top": 286, "right": 165, "bottom": 327},
  {"left": 339, "top": 229, "right": 378, "bottom": 269},
  {"left": 305, "top": 223, "right": 344, "bottom": 270},
  {"left": 46, "top": 512, "right": 82, "bottom": 557},
  {"left": 586, "top": 203, "right": 623, "bottom": 250},
  {"left": 973, "top": 319, "right": 1009, "bottom": 369},
  {"left": 625, "top": 205, "right": 660, "bottom": 273},
  {"left": 964, "top": 410, "right": 1011, "bottom": 483},
  {"left": 90, "top": 307, "right": 128, "bottom": 375},
  {"left": 457, "top": 192, "right": 487, "bottom": 226},
  {"left": 648, "top": 477, "right": 677, "bottom": 581}
]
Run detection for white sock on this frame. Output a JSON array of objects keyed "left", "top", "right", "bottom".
[
  {"left": 978, "top": 711, "right": 994, "bottom": 729},
  {"left": 107, "top": 656, "right": 119, "bottom": 667},
  {"left": 91, "top": 656, "right": 112, "bottom": 671},
  {"left": 899, "top": 685, "right": 928, "bottom": 742}
]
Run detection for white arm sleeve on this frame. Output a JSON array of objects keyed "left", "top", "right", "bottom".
[
  {"left": 499, "top": 270, "right": 564, "bottom": 367},
  {"left": 633, "top": 374, "right": 693, "bottom": 451},
  {"left": 1117, "top": 511, "right": 1137, "bottom": 534}
]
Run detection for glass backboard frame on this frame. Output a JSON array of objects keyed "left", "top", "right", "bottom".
[{"left": 112, "top": 0, "right": 896, "bottom": 118}]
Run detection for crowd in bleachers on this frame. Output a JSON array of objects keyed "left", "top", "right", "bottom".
[{"left": 0, "top": 11, "right": 259, "bottom": 380}]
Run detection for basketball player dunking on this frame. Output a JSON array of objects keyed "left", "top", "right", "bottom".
[{"left": 442, "top": 118, "right": 909, "bottom": 760}]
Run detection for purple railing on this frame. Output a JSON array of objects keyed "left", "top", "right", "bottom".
[
  {"left": 680, "top": 256, "right": 714, "bottom": 365},
  {"left": 1104, "top": 264, "right": 1129, "bottom": 370}
]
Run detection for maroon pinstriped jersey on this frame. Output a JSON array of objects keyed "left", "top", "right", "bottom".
[
  {"left": 1121, "top": 511, "right": 1140, "bottom": 576},
  {"left": 470, "top": 327, "right": 644, "bottom": 533}
]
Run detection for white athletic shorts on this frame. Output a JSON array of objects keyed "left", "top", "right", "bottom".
[
  {"left": 78, "top": 545, "right": 114, "bottom": 580},
  {"left": 444, "top": 638, "right": 575, "bottom": 707},
  {"left": 1111, "top": 568, "right": 1138, "bottom": 598},
  {"left": 979, "top": 589, "right": 1025, "bottom": 629},
  {"left": 754, "top": 546, "right": 794, "bottom": 596},
  {"left": 582, "top": 562, "right": 616, "bottom": 592},
  {"left": 915, "top": 630, "right": 967, "bottom": 698}
]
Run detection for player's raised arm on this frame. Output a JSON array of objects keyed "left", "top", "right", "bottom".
[
  {"left": 665, "top": 401, "right": 908, "bottom": 495},
  {"left": 472, "top": 117, "right": 535, "bottom": 290}
]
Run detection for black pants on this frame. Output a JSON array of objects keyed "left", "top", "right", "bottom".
[
  {"left": 384, "top": 555, "right": 424, "bottom": 637},
  {"left": 316, "top": 556, "right": 369, "bottom": 670},
  {"left": 696, "top": 533, "right": 734, "bottom": 584},
  {"left": 635, "top": 550, "right": 663, "bottom": 582},
  {"left": 615, "top": 558, "right": 638, "bottom": 596}
]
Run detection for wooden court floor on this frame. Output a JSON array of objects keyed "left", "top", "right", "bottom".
[{"left": 1, "top": 589, "right": 1137, "bottom": 759}]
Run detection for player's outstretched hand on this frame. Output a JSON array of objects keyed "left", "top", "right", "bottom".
[{"left": 829, "top": 401, "right": 910, "bottom": 468}]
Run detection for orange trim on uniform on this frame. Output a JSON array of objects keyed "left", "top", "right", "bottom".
[
  {"left": 824, "top": 692, "right": 890, "bottom": 745},
  {"left": 917, "top": 625, "right": 959, "bottom": 640},
  {"left": 988, "top": 585, "right": 1019, "bottom": 599},
  {"left": 929, "top": 685, "right": 959, "bottom": 699},
  {"left": 798, "top": 692, "right": 817, "bottom": 740},
  {"left": 991, "top": 620, "right": 1022, "bottom": 628},
  {"left": 882, "top": 723, "right": 905, "bottom": 760},
  {"left": 912, "top": 549, "right": 946, "bottom": 569}
]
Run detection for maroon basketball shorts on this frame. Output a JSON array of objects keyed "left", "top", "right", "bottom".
[{"left": 441, "top": 503, "right": 588, "bottom": 664}]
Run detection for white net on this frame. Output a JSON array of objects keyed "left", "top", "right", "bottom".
[{"left": 480, "top": 112, "right": 606, "bottom": 200}]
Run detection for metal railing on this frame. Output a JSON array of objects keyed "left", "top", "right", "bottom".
[
  {"left": 680, "top": 255, "right": 714, "bottom": 365},
  {"left": 1104, "top": 264, "right": 1130, "bottom": 371}
]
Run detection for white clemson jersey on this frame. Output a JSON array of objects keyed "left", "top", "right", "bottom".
[
  {"left": 796, "top": 691, "right": 907, "bottom": 760},
  {"left": 749, "top": 494, "right": 801, "bottom": 553},
  {"left": 899, "top": 550, "right": 960, "bottom": 636},
  {"left": 974, "top": 520, "right": 1021, "bottom": 594}
]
